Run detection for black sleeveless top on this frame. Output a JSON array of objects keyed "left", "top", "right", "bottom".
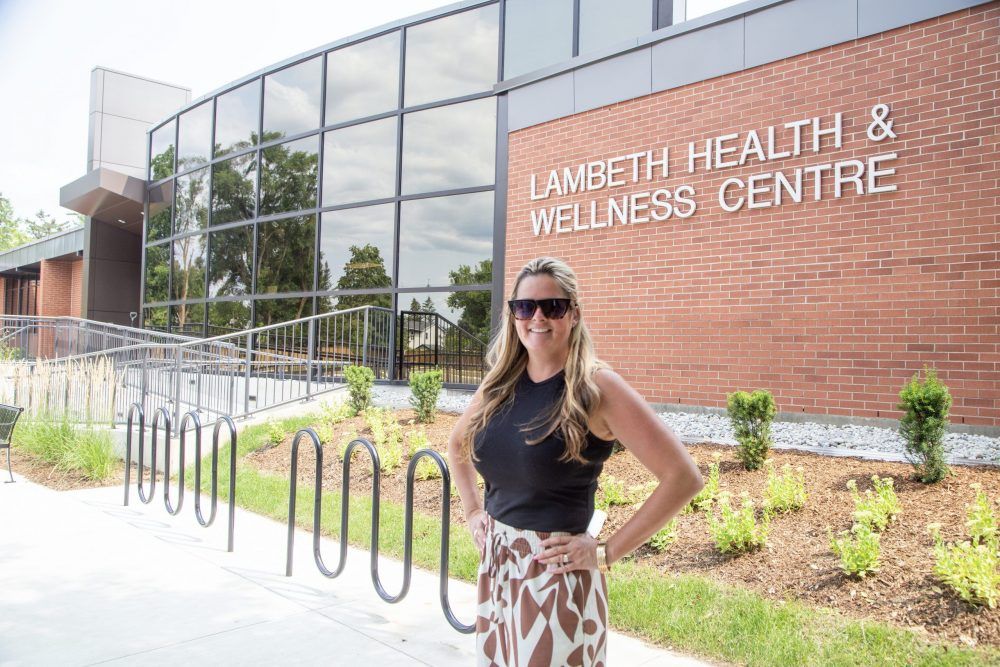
[{"left": 472, "top": 369, "right": 615, "bottom": 533}]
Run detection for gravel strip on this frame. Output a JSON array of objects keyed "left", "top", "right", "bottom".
[{"left": 370, "top": 385, "right": 1000, "bottom": 465}]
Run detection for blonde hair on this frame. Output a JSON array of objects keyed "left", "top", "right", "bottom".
[{"left": 459, "top": 256, "right": 607, "bottom": 463}]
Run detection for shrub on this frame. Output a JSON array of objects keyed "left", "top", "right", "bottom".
[
  {"left": 847, "top": 476, "right": 900, "bottom": 531},
  {"left": 763, "top": 460, "right": 807, "bottom": 514},
  {"left": 829, "top": 521, "right": 882, "bottom": 578},
  {"left": 321, "top": 401, "right": 355, "bottom": 424},
  {"left": 408, "top": 430, "right": 430, "bottom": 457},
  {"left": 344, "top": 365, "right": 375, "bottom": 414},
  {"left": 409, "top": 368, "right": 444, "bottom": 423},
  {"left": 362, "top": 408, "right": 403, "bottom": 472},
  {"left": 707, "top": 491, "right": 771, "bottom": 554},
  {"left": 648, "top": 518, "right": 679, "bottom": 552},
  {"left": 596, "top": 475, "right": 631, "bottom": 510},
  {"left": 629, "top": 480, "right": 658, "bottom": 505},
  {"left": 264, "top": 420, "right": 285, "bottom": 446},
  {"left": 312, "top": 423, "right": 335, "bottom": 444},
  {"left": 59, "top": 429, "right": 115, "bottom": 481},
  {"left": 339, "top": 431, "right": 359, "bottom": 461},
  {"left": 898, "top": 367, "right": 952, "bottom": 483},
  {"left": 15, "top": 417, "right": 74, "bottom": 463},
  {"left": 413, "top": 456, "right": 443, "bottom": 481},
  {"left": 966, "top": 484, "right": 998, "bottom": 548},
  {"left": 687, "top": 454, "right": 721, "bottom": 513},
  {"left": 0, "top": 342, "right": 21, "bottom": 361},
  {"left": 727, "top": 390, "right": 776, "bottom": 471}
]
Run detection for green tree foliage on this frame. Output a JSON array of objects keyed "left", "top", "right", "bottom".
[
  {"left": 727, "top": 390, "right": 777, "bottom": 471},
  {"left": 409, "top": 298, "right": 421, "bottom": 312},
  {"left": 0, "top": 193, "right": 78, "bottom": 252},
  {"left": 447, "top": 259, "right": 492, "bottom": 343},
  {"left": 421, "top": 296, "right": 436, "bottom": 313},
  {"left": 898, "top": 367, "right": 952, "bottom": 483}
]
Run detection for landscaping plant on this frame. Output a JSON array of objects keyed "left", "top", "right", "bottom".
[
  {"left": 647, "top": 518, "right": 679, "bottom": 553},
  {"left": 344, "top": 364, "right": 375, "bottom": 414},
  {"left": 829, "top": 521, "right": 882, "bottom": 578},
  {"left": 596, "top": 474, "right": 631, "bottom": 510},
  {"left": 408, "top": 430, "right": 430, "bottom": 457},
  {"left": 685, "top": 453, "right": 721, "bottom": 513},
  {"left": 898, "top": 367, "right": 952, "bottom": 483},
  {"left": 763, "top": 460, "right": 807, "bottom": 513},
  {"left": 847, "top": 476, "right": 900, "bottom": 531},
  {"left": 726, "top": 389, "right": 776, "bottom": 471},
  {"left": 706, "top": 491, "right": 771, "bottom": 554},
  {"left": 929, "top": 488, "right": 1000, "bottom": 608},
  {"left": 408, "top": 368, "right": 444, "bottom": 423}
]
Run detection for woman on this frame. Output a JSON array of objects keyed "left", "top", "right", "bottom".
[{"left": 447, "top": 256, "right": 704, "bottom": 666}]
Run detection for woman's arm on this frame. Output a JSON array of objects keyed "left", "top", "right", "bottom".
[
  {"left": 446, "top": 389, "right": 487, "bottom": 552},
  {"left": 538, "top": 369, "right": 704, "bottom": 571}
]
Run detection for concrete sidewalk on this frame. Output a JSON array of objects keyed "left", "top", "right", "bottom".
[{"left": 0, "top": 474, "right": 713, "bottom": 666}]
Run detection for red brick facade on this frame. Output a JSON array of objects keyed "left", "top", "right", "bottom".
[
  {"left": 39, "top": 259, "right": 79, "bottom": 319},
  {"left": 506, "top": 5, "right": 999, "bottom": 425}
]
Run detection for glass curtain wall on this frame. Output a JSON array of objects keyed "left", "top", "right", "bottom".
[{"left": 142, "top": 2, "right": 499, "bottom": 360}]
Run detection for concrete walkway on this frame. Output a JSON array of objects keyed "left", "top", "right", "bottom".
[{"left": 0, "top": 474, "right": 715, "bottom": 666}]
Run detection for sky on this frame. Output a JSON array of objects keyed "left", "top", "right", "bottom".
[{"left": 0, "top": 0, "right": 737, "bottom": 223}]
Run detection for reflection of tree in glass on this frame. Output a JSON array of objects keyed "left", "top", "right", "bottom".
[
  {"left": 256, "top": 216, "right": 318, "bottom": 303},
  {"left": 422, "top": 296, "right": 436, "bottom": 313},
  {"left": 144, "top": 244, "right": 169, "bottom": 303},
  {"left": 212, "top": 140, "right": 257, "bottom": 225},
  {"left": 151, "top": 145, "right": 174, "bottom": 181},
  {"left": 171, "top": 236, "right": 206, "bottom": 327},
  {"left": 147, "top": 181, "right": 173, "bottom": 242},
  {"left": 447, "top": 259, "right": 492, "bottom": 343},
  {"left": 331, "top": 244, "right": 391, "bottom": 309},
  {"left": 208, "top": 301, "right": 252, "bottom": 336},
  {"left": 408, "top": 298, "right": 421, "bottom": 311},
  {"left": 209, "top": 226, "right": 254, "bottom": 297},
  {"left": 257, "top": 297, "right": 311, "bottom": 326},
  {"left": 259, "top": 132, "right": 318, "bottom": 216},
  {"left": 144, "top": 307, "right": 168, "bottom": 330}
]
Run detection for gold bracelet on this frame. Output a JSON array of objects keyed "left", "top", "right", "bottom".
[{"left": 596, "top": 542, "right": 610, "bottom": 573}]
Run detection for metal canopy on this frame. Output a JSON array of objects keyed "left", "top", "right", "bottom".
[{"left": 59, "top": 167, "right": 145, "bottom": 233}]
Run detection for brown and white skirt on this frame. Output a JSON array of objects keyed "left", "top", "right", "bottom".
[{"left": 476, "top": 515, "right": 608, "bottom": 667}]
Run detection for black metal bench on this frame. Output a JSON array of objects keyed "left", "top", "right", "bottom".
[{"left": 0, "top": 404, "right": 25, "bottom": 483}]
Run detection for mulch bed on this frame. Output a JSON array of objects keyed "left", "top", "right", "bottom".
[{"left": 246, "top": 409, "right": 1000, "bottom": 649}]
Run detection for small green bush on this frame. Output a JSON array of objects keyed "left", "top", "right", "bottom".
[
  {"left": 413, "top": 456, "right": 443, "bottom": 481},
  {"left": 15, "top": 417, "right": 115, "bottom": 482},
  {"left": 321, "top": 401, "right": 355, "bottom": 423},
  {"left": 648, "top": 518, "right": 679, "bottom": 552},
  {"left": 929, "top": 489, "right": 1000, "bottom": 609},
  {"left": 339, "top": 431, "right": 359, "bottom": 461},
  {"left": 829, "top": 521, "right": 882, "bottom": 578},
  {"left": 264, "top": 420, "right": 285, "bottom": 446},
  {"left": 15, "top": 417, "right": 74, "bottom": 463},
  {"left": 686, "top": 454, "right": 721, "bottom": 513},
  {"left": 596, "top": 475, "right": 631, "bottom": 510},
  {"left": 847, "top": 476, "right": 900, "bottom": 531},
  {"left": 763, "top": 460, "right": 807, "bottom": 514},
  {"left": 0, "top": 342, "right": 21, "bottom": 361},
  {"left": 727, "top": 390, "right": 776, "bottom": 471},
  {"left": 408, "top": 430, "right": 430, "bottom": 457},
  {"left": 363, "top": 408, "right": 403, "bottom": 472},
  {"left": 409, "top": 368, "right": 444, "bottom": 423},
  {"left": 898, "top": 367, "right": 952, "bottom": 483},
  {"left": 344, "top": 365, "right": 375, "bottom": 414},
  {"left": 706, "top": 491, "right": 771, "bottom": 554}
]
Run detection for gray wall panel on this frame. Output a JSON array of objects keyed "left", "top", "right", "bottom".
[
  {"left": 652, "top": 18, "right": 744, "bottom": 93},
  {"left": 574, "top": 47, "right": 652, "bottom": 114},
  {"left": 745, "top": 0, "right": 858, "bottom": 69},
  {"left": 508, "top": 72, "right": 574, "bottom": 132},
  {"left": 858, "top": 0, "right": 989, "bottom": 38}
]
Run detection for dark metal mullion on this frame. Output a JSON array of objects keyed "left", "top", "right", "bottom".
[
  {"left": 652, "top": 0, "right": 659, "bottom": 30},
  {"left": 314, "top": 54, "right": 327, "bottom": 301},
  {"left": 140, "top": 124, "right": 153, "bottom": 328},
  {"left": 497, "top": 0, "right": 506, "bottom": 81},
  {"left": 203, "top": 97, "right": 218, "bottom": 327},
  {"left": 572, "top": 0, "right": 581, "bottom": 57},
  {"left": 491, "top": 93, "right": 508, "bottom": 340},
  {"left": 393, "top": 26, "right": 406, "bottom": 302},
  {"left": 251, "top": 76, "right": 265, "bottom": 327}
]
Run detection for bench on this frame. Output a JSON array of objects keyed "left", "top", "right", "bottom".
[{"left": 0, "top": 404, "right": 24, "bottom": 483}]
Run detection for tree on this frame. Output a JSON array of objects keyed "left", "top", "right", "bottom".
[
  {"left": 408, "top": 298, "right": 421, "bottom": 312},
  {"left": 24, "top": 210, "right": 77, "bottom": 239},
  {"left": 447, "top": 259, "right": 493, "bottom": 344},
  {"left": 421, "top": 296, "right": 436, "bottom": 313},
  {"left": 0, "top": 192, "right": 80, "bottom": 252},
  {"left": 0, "top": 194, "right": 28, "bottom": 251}
]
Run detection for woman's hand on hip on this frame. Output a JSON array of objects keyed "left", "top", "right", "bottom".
[{"left": 535, "top": 533, "right": 598, "bottom": 573}]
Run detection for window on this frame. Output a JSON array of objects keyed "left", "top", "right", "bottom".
[
  {"left": 174, "top": 167, "right": 210, "bottom": 235},
  {"left": 318, "top": 204, "right": 394, "bottom": 293},
  {"left": 326, "top": 32, "right": 400, "bottom": 125},
  {"left": 402, "top": 98, "right": 495, "bottom": 195},
  {"left": 404, "top": 5, "right": 499, "bottom": 106},
  {"left": 503, "top": 0, "right": 574, "bottom": 79},
  {"left": 255, "top": 296, "right": 313, "bottom": 326},
  {"left": 398, "top": 192, "right": 493, "bottom": 288},
  {"left": 215, "top": 80, "right": 260, "bottom": 157},
  {"left": 579, "top": 0, "right": 652, "bottom": 54},
  {"left": 149, "top": 120, "right": 175, "bottom": 180},
  {"left": 171, "top": 234, "right": 207, "bottom": 301},
  {"left": 255, "top": 215, "right": 316, "bottom": 295},
  {"left": 208, "top": 300, "right": 252, "bottom": 336},
  {"left": 208, "top": 225, "right": 254, "bottom": 297},
  {"left": 259, "top": 136, "right": 318, "bottom": 216},
  {"left": 212, "top": 152, "right": 257, "bottom": 225},
  {"left": 176, "top": 101, "right": 212, "bottom": 171},
  {"left": 322, "top": 117, "right": 397, "bottom": 206},
  {"left": 263, "top": 57, "right": 322, "bottom": 141},
  {"left": 146, "top": 180, "right": 173, "bottom": 243},
  {"left": 144, "top": 243, "right": 170, "bottom": 303}
]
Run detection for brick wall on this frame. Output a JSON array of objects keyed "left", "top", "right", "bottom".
[
  {"left": 69, "top": 260, "right": 82, "bottom": 318},
  {"left": 0, "top": 277, "right": 5, "bottom": 315},
  {"left": 38, "top": 259, "right": 80, "bottom": 357},
  {"left": 506, "top": 5, "right": 999, "bottom": 425}
]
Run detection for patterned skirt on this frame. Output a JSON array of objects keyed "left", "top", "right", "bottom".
[{"left": 475, "top": 515, "right": 608, "bottom": 667}]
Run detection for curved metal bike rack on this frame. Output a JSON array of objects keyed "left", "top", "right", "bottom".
[
  {"left": 285, "top": 428, "right": 475, "bottom": 633},
  {"left": 122, "top": 405, "right": 238, "bottom": 552}
]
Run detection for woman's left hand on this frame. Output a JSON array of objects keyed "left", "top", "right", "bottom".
[{"left": 535, "top": 533, "right": 598, "bottom": 573}]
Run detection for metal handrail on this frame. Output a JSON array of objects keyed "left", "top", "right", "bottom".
[{"left": 285, "top": 429, "right": 475, "bottom": 633}]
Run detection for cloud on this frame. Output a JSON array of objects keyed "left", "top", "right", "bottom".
[
  {"left": 263, "top": 57, "right": 322, "bottom": 138},
  {"left": 322, "top": 117, "right": 397, "bottom": 205},
  {"left": 325, "top": 32, "right": 401, "bottom": 125}
]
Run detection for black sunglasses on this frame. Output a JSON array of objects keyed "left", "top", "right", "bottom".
[{"left": 507, "top": 298, "right": 574, "bottom": 320}]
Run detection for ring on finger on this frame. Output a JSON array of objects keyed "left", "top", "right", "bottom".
[{"left": 561, "top": 553, "right": 570, "bottom": 564}]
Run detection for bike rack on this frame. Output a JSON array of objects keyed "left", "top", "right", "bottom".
[
  {"left": 123, "top": 403, "right": 238, "bottom": 552},
  {"left": 285, "top": 428, "right": 475, "bottom": 634}
]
